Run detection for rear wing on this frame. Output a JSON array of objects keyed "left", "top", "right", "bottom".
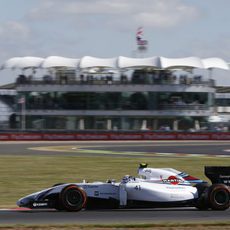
[{"left": 205, "top": 166, "right": 230, "bottom": 186}]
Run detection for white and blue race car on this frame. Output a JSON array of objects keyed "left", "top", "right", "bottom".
[{"left": 17, "top": 164, "right": 230, "bottom": 211}]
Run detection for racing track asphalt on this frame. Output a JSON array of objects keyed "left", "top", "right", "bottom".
[
  {"left": 0, "top": 140, "right": 229, "bottom": 224},
  {"left": 0, "top": 208, "right": 229, "bottom": 225},
  {"left": 0, "top": 140, "right": 230, "bottom": 157}
]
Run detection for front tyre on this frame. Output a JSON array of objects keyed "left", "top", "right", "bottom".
[
  {"left": 59, "top": 185, "right": 87, "bottom": 211},
  {"left": 207, "top": 184, "right": 229, "bottom": 210}
]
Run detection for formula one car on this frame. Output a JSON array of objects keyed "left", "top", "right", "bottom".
[{"left": 17, "top": 164, "right": 230, "bottom": 211}]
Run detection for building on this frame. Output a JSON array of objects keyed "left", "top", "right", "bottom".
[
  {"left": 1, "top": 55, "right": 230, "bottom": 131},
  {"left": 213, "top": 86, "right": 230, "bottom": 127}
]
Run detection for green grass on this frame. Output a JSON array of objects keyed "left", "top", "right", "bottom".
[
  {"left": 1, "top": 222, "right": 230, "bottom": 229},
  {"left": 0, "top": 154, "right": 229, "bottom": 207}
]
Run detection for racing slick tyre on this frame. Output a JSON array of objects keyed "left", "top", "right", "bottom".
[
  {"left": 207, "top": 184, "right": 230, "bottom": 211},
  {"left": 194, "top": 183, "right": 210, "bottom": 210},
  {"left": 52, "top": 183, "right": 64, "bottom": 187},
  {"left": 59, "top": 185, "right": 87, "bottom": 211}
]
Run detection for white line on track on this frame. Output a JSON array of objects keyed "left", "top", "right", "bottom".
[
  {"left": 29, "top": 145, "right": 230, "bottom": 158},
  {"left": 0, "top": 208, "right": 31, "bottom": 211}
]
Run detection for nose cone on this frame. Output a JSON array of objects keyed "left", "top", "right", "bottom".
[
  {"left": 17, "top": 197, "right": 31, "bottom": 208},
  {"left": 17, "top": 198, "right": 24, "bottom": 207}
]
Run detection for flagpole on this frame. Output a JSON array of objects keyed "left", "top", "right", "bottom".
[
  {"left": 20, "top": 96, "right": 26, "bottom": 131},
  {"left": 22, "top": 100, "right": 25, "bottom": 131}
]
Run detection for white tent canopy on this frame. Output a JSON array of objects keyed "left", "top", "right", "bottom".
[
  {"left": 14, "top": 56, "right": 43, "bottom": 69},
  {"left": 79, "top": 56, "right": 117, "bottom": 69},
  {"left": 160, "top": 56, "right": 204, "bottom": 70},
  {"left": 1, "top": 56, "right": 44, "bottom": 69},
  {"left": 1, "top": 57, "right": 22, "bottom": 69},
  {"left": 118, "top": 56, "right": 160, "bottom": 69},
  {"left": 42, "top": 56, "right": 79, "bottom": 68},
  {"left": 1, "top": 55, "right": 229, "bottom": 71},
  {"left": 202, "top": 57, "right": 229, "bottom": 70}
]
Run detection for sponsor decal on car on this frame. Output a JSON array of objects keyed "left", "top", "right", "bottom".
[
  {"left": 32, "top": 202, "right": 48, "bottom": 207},
  {"left": 94, "top": 191, "right": 99, "bottom": 196},
  {"left": 82, "top": 185, "right": 99, "bottom": 189},
  {"left": 100, "top": 192, "right": 117, "bottom": 195},
  {"left": 162, "top": 176, "right": 183, "bottom": 185}
]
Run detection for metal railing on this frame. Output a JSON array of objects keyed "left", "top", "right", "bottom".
[
  {"left": 15, "top": 76, "right": 215, "bottom": 87},
  {"left": 159, "top": 104, "right": 209, "bottom": 110}
]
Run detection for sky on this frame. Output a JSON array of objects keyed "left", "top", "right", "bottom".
[{"left": 0, "top": 0, "right": 230, "bottom": 85}]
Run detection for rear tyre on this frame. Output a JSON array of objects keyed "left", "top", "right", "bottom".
[
  {"left": 195, "top": 183, "right": 210, "bottom": 210},
  {"left": 59, "top": 185, "right": 87, "bottom": 212},
  {"left": 207, "top": 184, "right": 229, "bottom": 210}
]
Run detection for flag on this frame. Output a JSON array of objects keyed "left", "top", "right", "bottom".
[
  {"left": 18, "top": 96, "right": 25, "bottom": 104},
  {"left": 136, "top": 27, "right": 143, "bottom": 41},
  {"left": 137, "top": 39, "right": 148, "bottom": 46},
  {"left": 136, "top": 27, "right": 148, "bottom": 46}
]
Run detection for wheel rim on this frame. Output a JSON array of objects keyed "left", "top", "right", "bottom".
[
  {"left": 214, "top": 190, "right": 228, "bottom": 205},
  {"left": 65, "top": 189, "right": 83, "bottom": 207}
]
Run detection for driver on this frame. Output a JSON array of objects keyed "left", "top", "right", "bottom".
[{"left": 122, "top": 175, "right": 133, "bottom": 183}]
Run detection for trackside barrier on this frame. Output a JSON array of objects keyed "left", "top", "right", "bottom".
[{"left": 0, "top": 132, "right": 229, "bottom": 140}]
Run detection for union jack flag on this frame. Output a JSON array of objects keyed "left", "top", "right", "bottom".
[
  {"left": 18, "top": 96, "right": 25, "bottom": 104},
  {"left": 136, "top": 27, "right": 148, "bottom": 46},
  {"left": 136, "top": 27, "right": 144, "bottom": 41}
]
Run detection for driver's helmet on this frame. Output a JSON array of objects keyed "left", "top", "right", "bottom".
[{"left": 122, "top": 175, "right": 131, "bottom": 183}]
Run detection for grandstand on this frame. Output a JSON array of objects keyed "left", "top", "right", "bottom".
[{"left": 0, "top": 55, "right": 229, "bottom": 131}]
